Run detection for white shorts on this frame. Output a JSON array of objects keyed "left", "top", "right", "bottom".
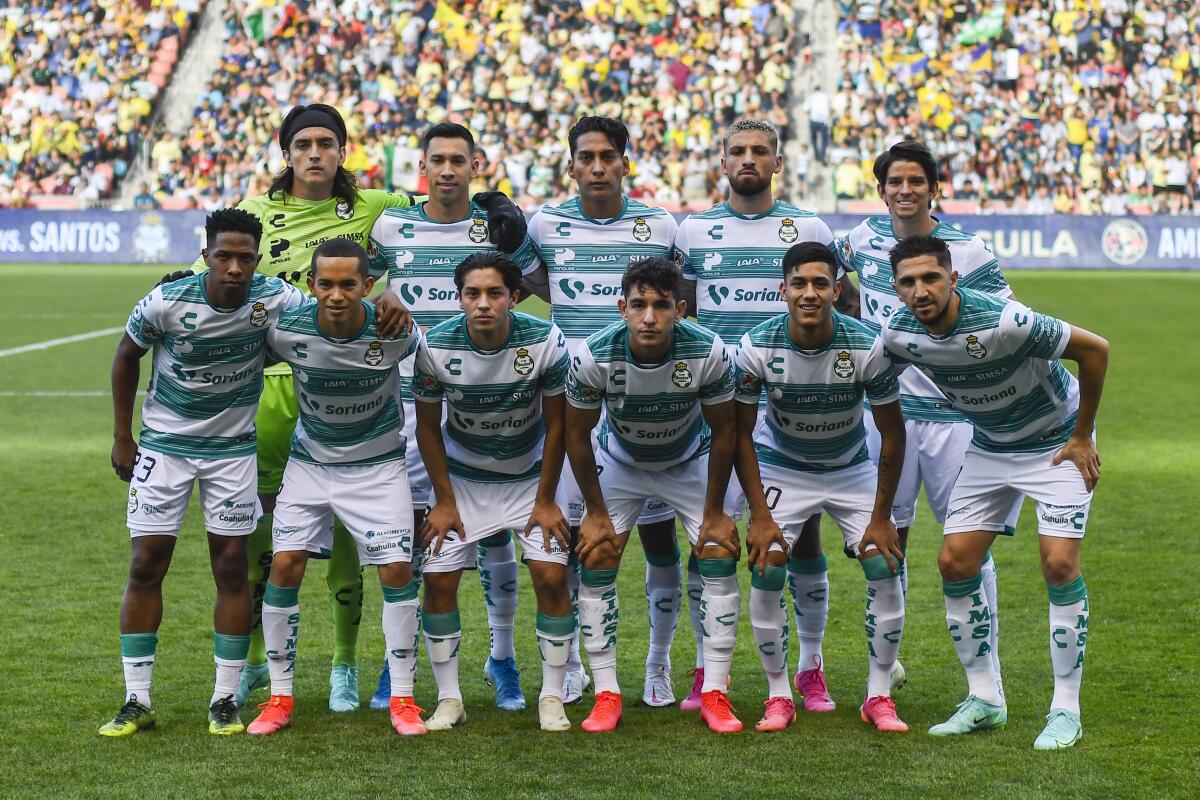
[
  {"left": 273, "top": 458, "right": 415, "bottom": 565},
  {"left": 944, "top": 443, "right": 1092, "bottom": 539},
  {"left": 126, "top": 447, "right": 258, "bottom": 537},
  {"left": 421, "top": 475, "right": 570, "bottom": 573},
  {"left": 560, "top": 427, "right": 673, "bottom": 526},
  {"left": 402, "top": 397, "right": 433, "bottom": 509},
  {"left": 758, "top": 459, "right": 879, "bottom": 555},
  {"left": 865, "top": 414, "right": 976, "bottom": 527},
  {"left": 593, "top": 449, "right": 714, "bottom": 546}
]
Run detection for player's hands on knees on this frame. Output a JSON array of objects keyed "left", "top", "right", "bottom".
[
  {"left": 859, "top": 517, "right": 903, "bottom": 574},
  {"left": 695, "top": 511, "right": 740, "bottom": 560},
  {"left": 1053, "top": 434, "right": 1101, "bottom": 492},
  {"left": 576, "top": 511, "right": 620, "bottom": 564},
  {"left": 112, "top": 436, "right": 137, "bottom": 482},
  {"left": 746, "top": 515, "right": 786, "bottom": 576},
  {"left": 420, "top": 501, "right": 465, "bottom": 556},
  {"left": 371, "top": 291, "right": 413, "bottom": 339},
  {"left": 472, "top": 191, "right": 527, "bottom": 253},
  {"left": 155, "top": 269, "right": 194, "bottom": 288},
  {"left": 526, "top": 499, "right": 570, "bottom": 557}
]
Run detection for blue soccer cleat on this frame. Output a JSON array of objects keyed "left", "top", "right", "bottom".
[
  {"left": 483, "top": 656, "right": 525, "bottom": 711},
  {"left": 370, "top": 660, "right": 391, "bottom": 710}
]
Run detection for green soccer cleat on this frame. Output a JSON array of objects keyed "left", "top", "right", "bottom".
[
  {"left": 236, "top": 661, "right": 269, "bottom": 707},
  {"left": 1033, "top": 709, "right": 1083, "bottom": 750},
  {"left": 928, "top": 695, "right": 1007, "bottom": 736},
  {"left": 208, "top": 695, "right": 245, "bottom": 735},
  {"left": 329, "top": 664, "right": 360, "bottom": 712},
  {"left": 98, "top": 697, "right": 156, "bottom": 737}
]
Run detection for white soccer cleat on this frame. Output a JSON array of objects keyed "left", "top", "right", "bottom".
[
  {"left": 562, "top": 663, "right": 592, "bottom": 705},
  {"left": 642, "top": 663, "right": 676, "bottom": 707},
  {"left": 538, "top": 697, "right": 571, "bottom": 731},
  {"left": 424, "top": 698, "right": 466, "bottom": 731}
]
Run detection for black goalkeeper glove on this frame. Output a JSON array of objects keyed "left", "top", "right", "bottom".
[
  {"left": 155, "top": 269, "right": 195, "bottom": 288},
  {"left": 472, "top": 191, "right": 527, "bottom": 253}
]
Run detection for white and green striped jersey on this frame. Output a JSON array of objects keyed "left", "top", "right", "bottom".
[
  {"left": 675, "top": 200, "right": 834, "bottom": 345},
  {"left": 411, "top": 312, "right": 569, "bottom": 482},
  {"left": 126, "top": 273, "right": 305, "bottom": 459},
  {"left": 836, "top": 216, "right": 1011, "bottom": 422},
  {"left": 529, "top": 196, "right": 678, "bottom": 344},
  {"left": 882, "top": 288, "right": 1079, "bottom": 454},
  {"left": 566, "top": 319, "right": 734, "bottom": 471},
  {"left": 735, "top": 312, "right": 899, "bottom": 472},
  {"left": 267, "top": 301, "right": 422, "bottom": 465}
]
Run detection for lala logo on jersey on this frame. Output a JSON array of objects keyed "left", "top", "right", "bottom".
[
  {"left": 778, "top": 218, "right": 799, "bottom": 243},
  {"left": 250, "top": 302, "right": 268, "bottom": 327},
  {"left": 364, "top": 341, "right": 384, "bottom": 366},
  {"left": 834, "top": 350, "right": 855, "bottom": 379},
  {"left": 632, "top": 217, "right": 652, "bottom": 242},
  {"left": 513, "top": 347, "right": 534, "bottom": 376},
  {"left": 127, "top": 487, "right": 139, "bottom": 514},
  {"left": 335, "top": 198, "right": 353, "bottom": 220},
  {"left": 672, "top": 361, "right": 693, "bottom": 388},
  {"left": 965, "top": 335, "right": 987, "bottom": 360},
  {"left": 468, "top": 217, "right": 489, "bottom": 244}
]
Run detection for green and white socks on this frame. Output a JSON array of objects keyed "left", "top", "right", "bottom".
[
  {"left": 862, "top": 555, "right": 904, "bottom": 698},
  {"left": 119, "top": 632, "right": 158, "bottom": 708},
  {"left": 788, "top": 554, "right": 829, "bottom": 673},
  {"left": 943, "top": 572, "right": 1002, "bottom": 705},
  {"left": 424, "top": 609, "right": 463, "bottom": 701},
  {"left": 698, "top": 558, "right": 740, "bottom": 694},
  {"left": 383, "top": 580, "right": 420, "bottom": 697},
  {"left": 1048, "top": 576, "right": 1088, "bottom": 716},
  {"left": 212, "top": 633, "right": 250, "bottom": 705},
  {"left": 477, "top": 532, "right": 519, "bottom": 661},
  {"left": 686, "top": 554, "right": 705, "bottom": 669},
  {"left": 749, "top": 565, "right": 791, "bottom": 698},
  {"left": 645, "top": 545, "right": 682, "bottom": 670},
  {"left": 578, "top": 567, "right": 620, "bottom": 694},
  {"left": 262, "top": 582, "right": 300, "bottom": 696},
  {"left": 536, "top": 611, "right": 577, "bottom": 700}
]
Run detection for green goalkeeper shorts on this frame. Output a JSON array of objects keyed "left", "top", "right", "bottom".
[{"left": 256, "top": 373, "right": 299, "bottom": 496}]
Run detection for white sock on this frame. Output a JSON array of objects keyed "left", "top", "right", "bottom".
[
  {"left": 1048, "top": 576, "right": 1089, "bottom": 717},
  {"left": 477, "top": 534, "right": 518, "bottom": 661},
  {"left": 863, "top": 558, "right": 905, "bottom": 698},
  {"left": 981, "top": 552, "right": 1003, "bottom": 696},
  {"left": 536, "top": 611, "right": 576, "bottom": 700},
  {"left": 211, "top": 633, "right": 250, "bottom": 705},
  {"left": 686, "top": 556, "right": 705, "bottom": 669},
  {"left": 578, "top": 568, "right": 620, "bottom": 695},
  {"left": 750, "top": 567, "right": 791, "bottom": 698},
  {"left": 699, "top": 567, "right": 739, "bottom": 694},
  {"left": 645, "top": 554, "right": 681, "bottom": 669},
  {"left": 262, "top": 583, "right": 300, "bottom": 696},
  {"left": 383, "top": 582, "right": 420, "bottom": 697},
  {"left": 566, "top": 554, "right": 583, "bottom": 671},
  {"left": 788, "top": 556, "right": 828, "bottom": 674},
  {"left": 423, "top": 609, "right": 463, "bottom": 702},
  {"left": 943, "top": 574, "right": 1002, "bottom": 705},
  {"left": 119, "top": 632, "right": 158, "bottom": 708}
]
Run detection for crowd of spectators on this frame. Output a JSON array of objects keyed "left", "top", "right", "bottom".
[
  {"left": 0, "top": 0, "right": 203, "bottom": 208},
  {"left": 144, "top": 0, "right": 800, "bottom": 211},
  {"left": 831, "top": 0, "right": 1200, "bottom": 214}
]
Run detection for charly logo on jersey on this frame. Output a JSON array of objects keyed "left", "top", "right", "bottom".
[
  {"left": 127, "top": 487, "right": 139, "bottom": 514},
  {"left": 513, "top": 347, "right": 534, "bottom": 376},
  {"left": 778, "top": 218, "right": 799, "bottom": 243},
  {"left": 364, "top": 341, "right": 384, "bottom": 366},
  {"left": 632, "top": 217, "right": 651, "bottom": 242},
  {"left": 335, "top": 198, "right": 353, "bottom": 220},
  {"left": 250, "top": 302, "right": 268, "bottom": 327},
  {"left": 132, "top": 212, "right": 170, "bottom": 263},
  {"left": 468, "top": 217, "right": 489, "bottom": 244},
  {"left": 965, "top": 335, "right": 987, "bottom": 359},
  {"left": 1100, "top": 219, "right": 1148, "bottom": 266},
  {"left": 834, "top": 350, "right": 854, "bottom": 378},
  {"left": 671, "top": 361, "right": 693, "bottom": 388}
]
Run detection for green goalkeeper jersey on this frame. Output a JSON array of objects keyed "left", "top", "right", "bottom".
[{"left": 192, "top": 188, "right": 415, "bottom": 376}]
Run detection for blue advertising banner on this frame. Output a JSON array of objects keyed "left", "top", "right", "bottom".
[{"left": 0, "top": 209, "right": 1196, "bottom": 269}]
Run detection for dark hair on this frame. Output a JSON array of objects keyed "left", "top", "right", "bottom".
[
  {"left": 453, "top": 251, "right": 522, "bottom": 294},
  {"left": 311, "top": 237, "right": 370, "bottom": 279},
  {"left": 423, "top": 122, "right": 475, "bottom": 153},
  {"left": 568, "top": 115, "right": 629, "bottom": 155},
  {"left": 873, "top": 140, "right": 939, "bottom": 188},
  {"left": 889, "top": 235, "right": 952, "bottom": 272},
  {"left": 270, "top": 104, "right": 358, "bottom": 213},
  {"left": 205, "top": 208, "right": 262, "bottom": 249},
  {"left": 782, "top": 242, "right": 839, "bottom": 280},
  {"left": 621, "top": 257, "right": 682, "bottom": 301}
]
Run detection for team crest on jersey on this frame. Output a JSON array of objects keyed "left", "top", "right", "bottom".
[
  {"left": 834, "top": 350, "right": 855, "bottom": 379},
  {"left": 513, "top": 347, "right": 534, "bottom": 376},
  {"left": 738, "top": 372, "right": 758, "bottom": 393},
  {"left": 468, "top": 217, "right": 489, "bottom": 244},
  {"left": 778, "top": 218, "right": 799, "bottom": 243},
  {"left": 671, "top": 361, "right": 693, "bottom": 388},
  {"left": 250, "top": 302, "right": 268, "bottom": 327},
  {"left": 839, "top": 238, "right": 854, "bottom": 266},
  {"left": 335, "top": 198, "right": 353, "bottom": 220},
  {"left": 420, "top": 375, "right": 439, "bottom": 392},
  {"left": 632, "top": 217, "right": 652, "bottom": 242},
  {"left": 364, "top": 341, "right": 384, "bottom": 366},
  {"left": 127, "top": 487, "right": 139, "bottom": 514},
  {"left": 965, "top": 335, "right": 987, "bottom": 360},
  {"left": 142, "top": 323, "right": 160, "bottom": 339}
]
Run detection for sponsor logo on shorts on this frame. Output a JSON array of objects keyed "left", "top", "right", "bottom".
[
  {"left": 1039, "top": 504, "right": 1086, "bottom": 531},
  {"left": 141, "top": 503, "right": 168, "bottom": 516},
  {"left": 274, "top": 525, "right": 301, "bottom": 537},
  {"left": 946, "top": 504, "right": 973, "bottom": 517}
]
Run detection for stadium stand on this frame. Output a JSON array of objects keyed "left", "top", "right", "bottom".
[
  {"left": 834, "top": 0, "right": 1200, "bottom": 215},
  {"left": 0, "top": 0, "right": 204, "bottom": 209}
]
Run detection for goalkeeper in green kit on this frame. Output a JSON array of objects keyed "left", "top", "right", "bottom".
[{"left": 161, "top": 104, "right": 529, "bottom": 710}]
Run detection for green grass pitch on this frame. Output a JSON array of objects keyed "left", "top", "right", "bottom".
[{"left": 0, "top": 265, "right": 1195, "bottom": 798}]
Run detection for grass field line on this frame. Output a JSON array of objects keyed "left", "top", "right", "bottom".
[{"left": 0, "top": 326, "right": 123, "bottom": 358}]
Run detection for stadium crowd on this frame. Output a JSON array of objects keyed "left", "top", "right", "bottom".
[
  {"left": 141, "top": 0, "right": 799, "bottom": 211},
  {"left": 0, "top": 0, "right": 203, "bottom": 208},
  {"left": 830, "top": 0, "right": 1200, "bottom": 214}
]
